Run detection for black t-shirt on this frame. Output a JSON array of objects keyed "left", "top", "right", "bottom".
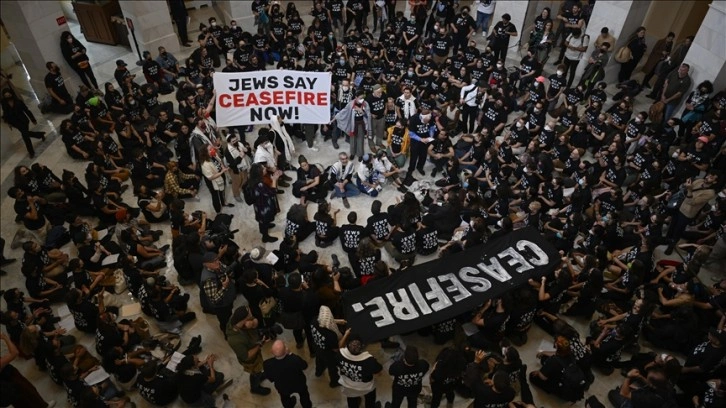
[
  {"left": 14, "top": 198, "right": 46, "bottom": 230},
  {"left": 340, "top": 224, "right": 365, "bottom": 254},
  {"left": 69, "top": 299, "right": 98, "bottom": 332},
  {"left": 177, "top": 371, "right": 207, "bottom": 403},
  {"left": 491, "top": 21, "right": 516, "bottom": 47},
  {"left": 391, "top": 229, "right": 416, "bottom": 254},
  {"left": 137, "top": 375, "right": 178, "bottom": 405},
  {"left": 338, "top": 352, "right": 383, "bottom": 382},
  {"left": 366, "top": 213, "right": 390, "bottom": 240},
  {"left": 45, "top": 71, "right": 70, "bottom": 100},
  {"left": 685, "top": 340, "right": 726, "bottom": 374},
  {"left": 472, "top": 383, "right": 516, "bottom": 408},
  {"left": 389, "top": 359, "right": 430, "bottom": 392},
  {"left": 310, "top": 323, "right": 338, "bottom": 351},
  {"left": 263, "top": 353, "right": 308, "bottom": 393}
]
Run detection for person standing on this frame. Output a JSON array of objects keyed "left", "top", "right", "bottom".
[
  {"left": 404, "top": 106, "right": 434, "bottom": 185},
  {"left": 488, "top": 14, "right": 518, "bottom": 63},
  {"left": 60, "top": 31, "right": 98, "bottom": 90},
  {"left": 618, "top": 27, "right": 647, "bottom": 83},
  {"left": 168, "top": 0, "right": 191, "bottom": 46},
  {"left": 338, "top": 333, "right": 383, "bottom": 408},
  {"left": 1, "top": 89, "right": 45, "bottom": 158},
  {"left": 641, "top": 32, "right": 675, "bottom": 89},
  {"left": 263, "top": 340, "right": 313, "bottom": 408},
  {"left": 388, "top": 346, "right": 430, "bottom": 408},
  {"left": 199, "top": 145, "right": 231, "bottom": 214},
  {"left": 366, "top": 84, "right": 387, "bottom": 153},
  {"left": 226, "top": 305, "right": 272, "bottom": 396},
  {"left": 249, "top": 163, "right": 280, "bottom": 243},
  {"left": 44, "top": 61, "right": 74, "bottom": 114},
  {"left": 660, "top": 63, "right": 692, "bottom": 123},
  {"left": 475, "top": 0, "right": 496, "bottom": 37},
  {"left": 336, "top": 90, "right": 372, "bottom": 161},
  {"left": 562, "top": 28, "right": 589, "bottom": 88},
  {"left": 199, "top": 252, "right": 236, "bottom": 336}
]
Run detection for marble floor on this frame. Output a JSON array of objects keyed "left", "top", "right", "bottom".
[{"left": 1, "top": 2, "right": 723, "bottom": 408}]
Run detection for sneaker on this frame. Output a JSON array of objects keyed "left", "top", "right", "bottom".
[
  {"left": 251, "top": 385, "right": 271, "bottom": 395},
  {"left": 262, "top": 235, "right": 278, "bottom": 243},
  {"left": 234, "top": 196, "right": 243, "bottom": 203},
  {"left": 331, "top": 254, "right": 341, "bottom": 268},
  {"left": 330, "top": 192, "right": 337, "bottom": 200},
  {"left": 333, "top": 142, "right": 340, "bottom": 149},
  {"left": 342, "top": 197, "right": 350, "bottom": 209},
  {"left": 431, "top": 168, "right": 438, "bottom": 177},
  {"left": 310, "top": 146, "right": 320, "bottom": 152},
  {"left": 417, "top": 168, "right": 425, "bottom": 176}
]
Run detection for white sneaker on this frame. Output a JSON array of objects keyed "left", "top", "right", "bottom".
[
  {"left": 482, "top": 31, "right": 487, "bottom": 37},
  {"left": 310, "top": 146, "right": 319, "bottom": 152}
]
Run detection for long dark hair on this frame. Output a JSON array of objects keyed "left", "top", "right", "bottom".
[{"left": 248, "top": 163, "right": 265, "bottom": 187}]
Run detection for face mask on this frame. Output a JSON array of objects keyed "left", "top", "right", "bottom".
[
  {"left": 496, "top": 64, "right": 503, "bottom": 68},
  {"left": 357, "top": 98, "right": 365, "bottom": 103},
  {"left": 342, "top": 86, "right": 349, "bottom": 91},
  {"left": 496, "top": 219, "right": 503, "bottom": 228},
  {"left": 544, "top": 125, "right": 552, "bottom": 131},
  {"left": 634, "top": 118, "right": 641, "bottom": 123},
  {"left": 557, "top": 70, "right": 564, "bottom": 76},
  {"left": 129, "top": 100, "right": 137, "bottom": 106},
  {"left": 534, "top": 82, "right": 540, "bottom": 87},
  {"left": 356, "top": 47, "right": 362, "bottom": 52},
  {"left": 211, "top": 21, "right": 217, "bottom": 26},
  {"left": 231, "top": 24, "right": 237, "bottom": 29},
  {"left": 408, "top": 71, "right": 414, "bottom": 76},
  {"left": 578, "top": 178, "right": 586, "bottom": 186},
  {"left": 516, "top": 122, "right": 523, "bottom": 129},
  {"left": 339, "top": 59, "right": 346, "bottom": 65},
  {"left": 533, "top": 108, "right": 540, "bottom": 113},
  {"left": 329, "top": 34, "right": 334, "bottom": 38}
]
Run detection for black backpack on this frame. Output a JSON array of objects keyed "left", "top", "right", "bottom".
[
  {"left": 558, "top": 357, "right": 586, "bottom": 401},
  {"left": 242, "top": 182, "right": 254, "bottom": 205}
]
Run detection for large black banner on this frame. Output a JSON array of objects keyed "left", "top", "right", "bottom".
[{"left": 342, "top": 227, "right": 560, "bottom": 342}]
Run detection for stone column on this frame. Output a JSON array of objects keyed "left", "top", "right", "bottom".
[
  {"left": 216, "top": 1, "right": 255, "bottom": 32},
  {"left": 677, "top": 1, "right": 726, "bottom": 116},
  {"left": 117, "top": 0, "right": 180, "bottom": 62},
  {"left": 576, "top": 0, "right": 652, "bottom": 83},
  {"left": 1, "top": 0, "right": 77, "bottom": 96}
]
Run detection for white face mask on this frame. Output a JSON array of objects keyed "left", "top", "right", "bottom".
[
  {"left": 557, "top": 70, "right": 564, "bottom": 76},
  {"left": 342, "top": 86, "right": 349, "bottom": 91},
  {"left": 634, "top": 118, "right": 641, "bottom": 123},
  {"left": 211, "top": 21, "right": 217, "bottom": 26},
  {"left": 357, "top": 98, "right": 365, "bottom": 103},
  {"left": 356, "top": 47, "right": 362, "bottom": 52},
  {"left": 496, "top": 64, "right": 503, "bottom": 68},
  {"left": 516, "top": 122, "right": 523, "bottom": 129},
  {"left": 534, "top": 82, "right": 540, "bottom": 87},
  {"left": 544, "top": 125, "right": 552, "bottom": 131}
]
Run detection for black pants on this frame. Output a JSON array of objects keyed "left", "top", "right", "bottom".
[
  {"left": 204, "top": 178, "right": 225, "bottom": 213},
  {"left": 280, "top": 386, "right": 312, "bottom": 408},
  {"left": 563, "top": 57, "right": 580, "bottom": 88},
  {"left": 71, "top": 65, "right": 98, "bottom": 89},
  {"left": 175, "top": 18, "right": 189, "bottom": 43},
  {"left": 461, "top": 105, "right": 478, "bottom": 134},
  {"left": 13, "top": 121, "right": 44, "bottom": 156},
  {"left": 258, "top": 221, "right": 273, "bottom": 237},
  {"left": 315, "top": 349, "right": 340, "bottom": 386},
  {"left": 492, "top": 45, "right": 508, "bottom": 63},
  {"left": 391, "top": 389, "right": 419, "bottom": 408},
  {"left": 618, "top": 59, "right": 640, "bottom": 83},
  {"left": 215, "top": 303, "right": 233, "bottom": 336},
  {"left": 666, "top": 210, "right": 693, "bottom": 247},
  {"left": 347, "top": 389, "right": 376, "bottom": 408},
  {"left": 430, "top": 381, "right": 455, "bottom": 408},
  {"left": 407, "top": 140, "right": 428, "bottom": 173}
]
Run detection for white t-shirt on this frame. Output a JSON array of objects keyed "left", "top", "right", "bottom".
[
  {"left": 564, "top": 33, "right": 588, "bottom": 61},
  {"left": 477, "top": 0, "right": 496, "bottom": 14}
]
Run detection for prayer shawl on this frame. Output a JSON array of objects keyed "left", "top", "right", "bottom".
[{"left": 270, "top": 119, "right": 295, "bottom": 162}]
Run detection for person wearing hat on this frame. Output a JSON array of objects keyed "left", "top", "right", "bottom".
[
  {"left": 200, "top": 251, "right": 236, "bottom": 335},
  {"left": 226, "top": 305, "right": 272, "bottom": 395},
  {"left": 292, "top": 155, "right": 323, "bottom": 205},
  {"left": 337, "top": 332, "right": 383, "bottom": 407},
  {"left": 113, "top": 59, "right": 136, "bottom": 90},
  {"left": 263, "top": 339, "right": 313, "bottom": 408}
]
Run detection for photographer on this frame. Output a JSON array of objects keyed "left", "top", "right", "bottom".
[
  {"left": 199, "top": 252, "right": 236, "bottom": 336},
  {"left": 226, "top": 305, "right": 272, "bottom": 396}
]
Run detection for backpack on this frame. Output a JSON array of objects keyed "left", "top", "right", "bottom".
[
  {"left": 557, "top": 357, "right": 586, "bottom": 401},
  {"left": 614, "top": 46, "right": 632, "bottom": 63},
  {"left": 242, "top": 182, "right": 254, "bottom": 205}
]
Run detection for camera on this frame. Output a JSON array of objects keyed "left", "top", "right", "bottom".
[
  {"left": 207, "top": 229, "right": 239, "bottom": 247},
  {"left": 258, "top": 323, "right": 283, "bottom": 340}
]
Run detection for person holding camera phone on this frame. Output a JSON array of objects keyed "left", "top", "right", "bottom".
[{"left": 227, "top": 305, "right": 272, "bottom": 396}]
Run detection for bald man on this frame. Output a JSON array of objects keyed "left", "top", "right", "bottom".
[{"left": 262, "top": 340, "right": 312, "bottom": 408}]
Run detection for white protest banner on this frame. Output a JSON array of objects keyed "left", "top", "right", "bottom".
[{"left": 213, "top": 70, "right": 332, "bottom": 126}]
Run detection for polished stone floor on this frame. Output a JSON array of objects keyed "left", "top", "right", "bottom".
[{"left": 1, "top": 2, "right": 723, "bottom": 408}]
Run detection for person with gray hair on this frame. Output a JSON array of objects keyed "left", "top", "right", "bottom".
[{"left": 263, "top": 340, "right": 312, "bottom": 408}]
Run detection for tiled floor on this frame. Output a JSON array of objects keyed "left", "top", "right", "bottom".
[{"left": 1, "top": 3, "right": 723, "bottom": 408}]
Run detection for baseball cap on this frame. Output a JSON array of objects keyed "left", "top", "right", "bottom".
[
  {"left": 115, "top": 59, "right": 127, "bottom": 66},
  {"left": 535, "top": 76, "right": 545, "bottom": 83},
  {"left": 698, "top": 136, "right": 710, "bottom": 143},
  {"left": 372, "top": 84, "right": 381, "bottom": 91}
]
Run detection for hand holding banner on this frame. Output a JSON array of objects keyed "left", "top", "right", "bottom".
[
  {"left": 213, "top": 70, "right": 332, "bottom": 126},
  {"left": 342, "top": 227, "right": 560, "bottom": 343}
]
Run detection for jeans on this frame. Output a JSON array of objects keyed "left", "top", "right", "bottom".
[
  {"left": 333, "top": 182, "right": 360, "bottom": 198},
  {"left": 663, "top": 101, "right": 678, "bottom": 124},
  {"left": 476, "top": 12, "right": 492, "bottom": 34},
  {"left": 563, "top": 57, "right": 581, "bottom": 88}
]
